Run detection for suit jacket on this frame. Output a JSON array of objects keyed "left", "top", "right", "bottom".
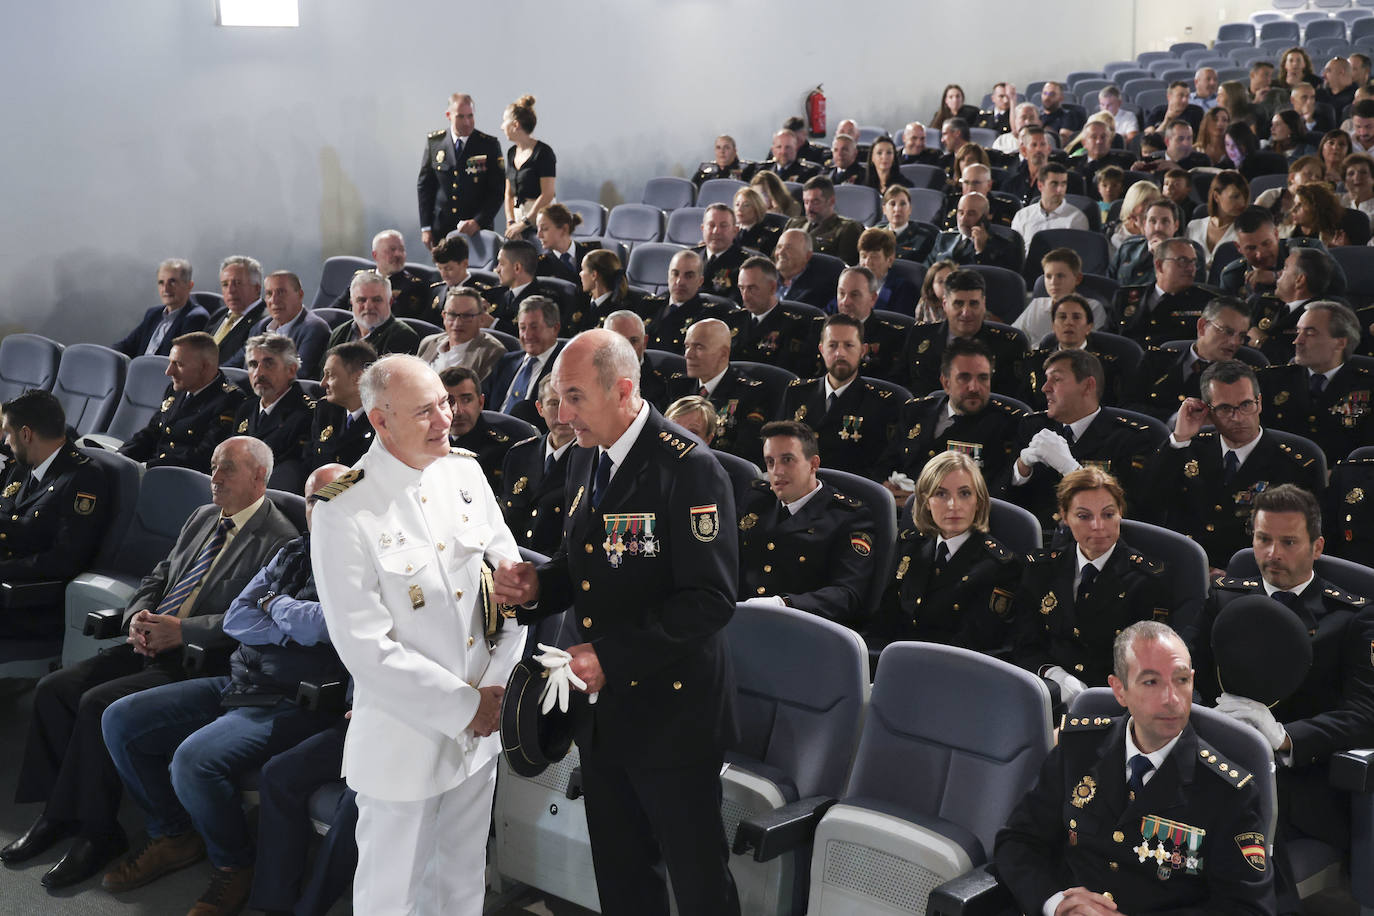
[
  {"left": 305, "top": 400, "right": 374, "bottom": 472},
  {"left": 417, "top": 330, "right": 507, "bottom": 383},
  {"left": 241, "top": 310, "right": 332, "bottom": 380},
  {"left": 114, "top": 302, "right": 211, "bottom": 358},
  {"left": 235, "top": 382, "right": 314, "bottom": 492},
  {"left": 642, "top": 293, "right": 736, "bottom": 354},
  {"left": 417, "top": 127, "right": 505, "bottom": 236},
  {"left": 995, "top": 717, "right": 1274, "bottom": 916},
  {"left": 312, "top": 440, "right": 525, "bottom": 800},
  {"left": 873, "top": 272, "right": 921, "bottom": 317},
  {"left": 122, "top": 499, "right": 298, "bottom": 659},
  {"left": 499, "top": 434, "right": 574, "bottom": 557},
  {"left": 665, "top": 366, "right": 773, "bottom": 462},
  {"left": 898, "top": 321, "right": 1028, "bottom": 395},
  {"left": 878, "top": 393, "right": 1026, "bottom": 488},
  {"left": 1012, "top": 539, "right": 1171, "bottom": 686},
  {"left": 483, "top": 343, "right": 565, "bottom": 414},
  {"left": 0, "top": 442, "right": 111, "bottom": 583},
  {"left": 118, "top": 374, "right": 247, "bottom": 473},
  {"left": 781, "top": 376, "right": 902, "bottom": 480},
  {"left": 207, "top": 301, "right": 266, "bottom": 366},
  {"left": 1258, "top": 362, "right": 1374, "bottom": 465},
  {"left": 925, "top": 230, "right": 1022, "bottom": 272},
  {"left": 519, "top": 406, "right": 739, "bottom": 768},
  {"left": 322, "top": 317, "right": 420, "bottom": 376}
]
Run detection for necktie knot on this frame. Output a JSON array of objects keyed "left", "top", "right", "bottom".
[
  {"left": 826, "top": 392, "right": 838, "bottom": 414},
  {"left": 1077, "top": 563, "right": 1098, "bottom": 603},
  {"left": 1309, "top": 372, "right": 1327, "bottom": 397},
  {"left": 543, "top": 452, "right": 557, "bottom": 479},
  {"left": 1060, "top": 423, "right": 1076, "bottom": 445},
  {"left": 934, "top": 541, "right": 950, "bottom": 569},
  {"left": 1128, "top": 753, "right": 1155, "bottom": 795},
  {"left": 1223, "top": 450, "right": 1240, "bottom": 484},
  {"left": 1272, "top": 590, "right": 1299, "bottom": 610}
]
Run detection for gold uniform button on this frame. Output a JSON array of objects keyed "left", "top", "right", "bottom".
[
  {"left": 763, "top": 564, "right": 772, "bottom": 573},
  {"left": 952, "top": 603, "right": 960, "bottom": 611},
  {"left": 1109, "top": 861, "right": 1119, "bottom": 872},
  {"left": 1112, "top": 831, "right": 1124, "bottom": 843},
  {"left": 421, "top": 495, "right": 428, "bottom": 503},
  {"left": 405, "top": 564, "right": 414, "bottom": 573},
  {"left": 766, "top": 542, "right": 775, "bottom": 550},
  {"left": 798, "top": 556, "right": 806, "bottom": 563},
  {"left": 585, "top": 543, "right": 595, "bottom": 553},
  {"left": 453, "top": 589, "right": 463, "bottom": 599},
  {"left": 1074, "top": 664, "right": 1084, "bottom": 672},
  {"left": 582, "top": 616, "right": 593, "bottom": 628},
  {"left": 672, "top": 681, "right": 682, "bottom": 690},
  {"left": 629, "top": 680, "right": 638, "bottom": 687},
  {"left": 756, "top": 587, "right": 766, "bottom": 595},
  {"left": 466, "top": 636, "right": 474, "bottom": 647},
  {"left": 437, "top": 542, "right": 445, "bottom": 551},
  {"left": 1103, "top": 893, "right": 1113, "bottom": 902},
  {"left": 1205, "top": 524, "right": 1216, "bottom": 532},
  {"left": 581, "top": 580, "right": 590, "bottom": 591}
]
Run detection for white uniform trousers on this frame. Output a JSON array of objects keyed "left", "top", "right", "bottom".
[{"left": 353, "top": 757, "right": 497, "bottom": 916}]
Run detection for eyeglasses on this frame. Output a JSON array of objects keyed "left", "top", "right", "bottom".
[
  {"left": 1162, "top": 256, "right": 1198, "bottom": 267},
  {"left": 1205, "top": 320, "right": 1244, "bottom": 339},
  {"left": 443, "top": 311, "right": 481, "bottom": 321},
  {"left": 1208, "top": 399, "right": 1259, "bottom": 419}
]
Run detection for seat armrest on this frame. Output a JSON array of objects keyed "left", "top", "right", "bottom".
[
  {"left": 732, "top": 795, "right": 837, "bottom": 862},
  {"left": 295, "top": 681, "right": 347, "bottom": 717},
  {"left": 927, "top": 864, "right": 1019, "bottom": 916},
  {"left": 0, "top": 580, "right": 67, "bottom": 609},
  {"left": 1330, "top": 748, "right": 1374, "bottom": 794},
  {"left": 565, "top": 766, "right": 583, "bottom": 800},
  {"left": 183, "top": 642, "right": 208, "bottom": 673},
  {"left": 83, "top": 608, "right": 124, "bottom": 639}
]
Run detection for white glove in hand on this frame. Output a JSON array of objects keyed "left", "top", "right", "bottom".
[
  {"left": 888, "top": 472, "right": 917, "bottom": 492},
  {"left": 533, "top": 643, "right": 587, "bottom": 714},
  {"left": 1044, "top": 665, "right": 1089, "bottom": 705},
  {"left": 1032, "top": 428, "right": 1081, "bottom": 475},
  {"left": 1018, "top": 438, "right": 1045, "bottom": 471},
  {"left": 1216, "top": 692, "right": 1288, "bottom": 751}
]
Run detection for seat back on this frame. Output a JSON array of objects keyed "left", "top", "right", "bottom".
[
  {"left": 1023, "top": 228, "right": 1110, "bottom": 282},
  {"left": 967, "top": 266, "right": 1028, "bottom": 323},
  {"left": 898, "top": 163, "right": 945, "bottom": 189},
  {"left": 267, "top": 489, "right": 308, "bottom": 535},
  {"left": 834, "top": 184, "right": 880, "bottom": 225},
  {"left": 1329, "top": 246, "right": 1374, "bottom": 306},
  {"left": 1120, "top": 518, "right": 1211, "bottom": 630},
  {"left": 481, "top": 410, "right": 539, "bottom": 442},
  {"left": 710, "top": 450, "right": 763, "bottom": 514},
  {"left": 52, "top": 344, "right": 128, "bottom": 435},
  {"left": 696, "top": 178, "right": 747, "bottom": 208},
  {"left": 103, "top": 355, "right": 172, "bottom": 443},
  {"left": 111, "top": 466, "right": 213, "bottom": 577},
  {"left": 400, "top": 317, "right": 441, "bottom": 339},
  {"left": 665, "top": 206, "right": 706, "bottom": 246},
  {"left": 817, "top": 468, "right": 898, "bottom": 608},
  {"left": 312, "top": 307, "right": 354, "bottom": 329},
  {"left": 577, "top": 236, "right": 627, "bottom": 265},
  {"left": 561, "top": 199, "right": 607, "bottom": 237},
  {"left": 79, "top": 447, "right": 142, "bottom": 571},
  {"left": 1217, "top": 21, "right": 1256, "bottom": 42},
  {"left": 311, "top": 255, "right": 373, "bottom": 308},
  {"left": 1259, "top": 19, "right": 1300, "bottom": 42},
  {"left": 989, "top": 497, "right": 1043, "bottom": 554},
  {"left": 625, "top": 242, "right": 687, "bottom": 294},
  {"left": 907, "top": 188, "right": 947, "bottom": 225},
  {"left": 467, "top": 229, "right": 504, "bottom": 268},
  {"left": 733, "top": 361, "right": 798, "bottom": 417},
  {"left": 605, "top": 203, "right": 666, "bottom": 246},
  {"left": 642, "top": 176, "right": 695, "bottom": 211},
  {"left": 0, "top": 333, "right": 63, "bottom": 402}
]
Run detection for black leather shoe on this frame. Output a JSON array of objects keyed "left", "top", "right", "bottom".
[
  {"left": 0, "top": 815, "right": 73, "bottom": 864},
  {"left": 41, "top": 833, "right": 128, "bottom": 890}
]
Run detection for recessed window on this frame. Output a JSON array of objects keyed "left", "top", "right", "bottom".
[{"left": 216, "top": 0, "right": 299, "bottom": 27}]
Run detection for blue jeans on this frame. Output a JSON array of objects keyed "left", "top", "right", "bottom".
[{"left": 102, "top": 676, "right": 329, "bottom": 868}]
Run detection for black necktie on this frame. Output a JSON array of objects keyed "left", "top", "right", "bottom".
[
  {"left": 1128, "top": 753, "right": 1154, "bottom": 796},
  {"left": 1189, "top": 358, "right": 1208, "bottom": 377},
  {"left": 592, "top": 451, "right": 613, "bottom": 508},
  {"left": 1061, "top": 423, "right": 1076, "bottom": 445},
  {"left": 562, "top": 251, "right": 575, "bottom": 272},
  {"left": 934, "top": 541, "right": 949, "bottom": 570},
  {"left": 826, "top": 392, "right": 838, "bottom": 415},
  {"left": 698, "top": 385, "right": 709, "bottom": 399},
  {"left": 1223, "top": 450, "right": 1240, "bottom": 485},
  {"left": 1272, "top": 590, "right": 1299, "bottom": 610},
  {"left": 454, "top": 136, "right": 464, "bottom": 159},
  {"left": 343, "top": 413, "right": 353, "bottom": 432},
  {"left": 1309, "top": 373, "right": 1327, "bottom": 397},
  {"left": 543, "top": 452, "right": 556, "bottom": 479},
  {"left": 1077, "top": 563, "right": 1098, "bottom": 604}
]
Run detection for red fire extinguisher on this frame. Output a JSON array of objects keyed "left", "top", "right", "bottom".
[{"left": 805, "top": 85, "right": 826, "bottom": 138}]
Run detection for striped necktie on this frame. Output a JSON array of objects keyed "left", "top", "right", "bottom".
[{"left": 156, "top": 517, "right": 235, "bottom": 618}]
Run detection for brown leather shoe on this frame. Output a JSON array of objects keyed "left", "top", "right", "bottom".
[
  {"left": 101, "top": 832, "right": 206, "bottom": 892},
  {"left": 186, "top": 866, "right": 253, "bottom": 916}
]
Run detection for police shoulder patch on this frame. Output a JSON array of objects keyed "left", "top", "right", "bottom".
[{"left": 311, "top": 468, "right": 365, "bottom": 502}]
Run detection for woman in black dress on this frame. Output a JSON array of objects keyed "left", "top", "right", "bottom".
[{"left": 502, "top": 94, "right": 556, "bottom": 240}]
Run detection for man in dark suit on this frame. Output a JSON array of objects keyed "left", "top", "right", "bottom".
[
  {"left": 482, "top": 239, "right": 564, "bottom": 335},
  {"left": 1125, "top": 296, "right": 1252, "bottom": 422},
  {"left": 1187, "top": 485, "right": 1372, "bottom": 911},
  {"left": 307, "top": 340, "right": 377, "bottom": 473},
  {"left": 443, "top": 366, "right": 523, "bottom": 491},
  {"left": 1143, "top": 360, "right": 1325, "bottom": 571},
  {"left": 726, "top": 256, "right": 821, "bottom": 376},
  {"left": 690, "top": 134, "right": 751, "bottom": 185},
  {"left": 0, "top": 391, "right": 112, "bottom": 633},
  {"left": 693, "top": 204, "right": 756, "bottom": 303},
  {"left": 1114, "top": 238, "right": 1217, "bottom": 349},
  {"left": 500, "top": 375, "right": 577, "bottom": 555},
  {"left": 1258, "top": 302, "right": 1373, "bottom": 465},
  {"left": 320, "top": 271, "right": 420, "bottom": 377},
  {"left": 417, "top": 92, "right": 504, "bottom": 248},
  {"left": 206, "top": 255, "right": 265, "bottom": 367},
  {"left": 745, "top": 128, "right": 820, "bottom": 182},
  {"left": 1247, "top": 246, "right": 1340, "bottom": 367},
  {"left": 1145, "top": 83, "right": 1205, "bottom": 134},
  {"left": 330, "top": 230, "right": 430, "bottom": 321},
  {"left": 641, "top": 249, "right": 735, "bottom": 354},
  {"left": 665, "top": 318, "right": 773, "bottom": 462},
  {"left": 773, "top": 228, "right": 843, "bottom": 309},
  {"left": 925, "top": 192, "right": 1022, "bottom": 272},
  {"left": 114, "top": 259, "right": 211, "bottom": 358},
  {"left": 996, "top": 621, "right": 1275, "bottom": 915},
  {"left": 1, "top": 436, "right": 297, "bottom": 889},
  {"left": 494, "top": 329, "right": 741, "bottom": 916},
  {"left": 119, "top": 331, "right": 247, "bottom": 473},
  {"left": 820, "top": 133, "right": 864, "bottom": 186},
  {"left": 898, "top": 268, "right": 1028, "bottom": 394},
  {"left": 781, "top": 314, "right": 902, "bottom": 480},
  {"left": 483, "top": 297, "right": 564, "bottom": 423},
  {"left": 240, "top": 271, "right": 330, "bottom": 380},
  {"left": 233, "top": 333, "right": 314, "bottom": 493}
]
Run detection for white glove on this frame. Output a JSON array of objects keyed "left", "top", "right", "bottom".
[
  {"left": 533, "top": 643, "right": 593, "bottom": 713},
  {"left": 887, "top": 472, "right": 917, "bottom": 493},
  {"left": 1017, "top": 437, "right": 1046, "bottom": 472},
  {"left": 1032, "top": 428, "right": 1081, "bottom": 476},
  {"left": 1044, "top": 665, "right": 1089, "bottom": 705},
  {"left": 1216, "top": 692, "right": 1288, "bottom": 751}
]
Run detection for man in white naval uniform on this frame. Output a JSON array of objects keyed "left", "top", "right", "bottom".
[{"left": 310, "top": 354, "right": 525, "bottom": 915}]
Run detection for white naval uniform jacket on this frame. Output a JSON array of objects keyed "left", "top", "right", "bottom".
[{"left": 312, "top": 438, "right": 525, "bottom": 801}]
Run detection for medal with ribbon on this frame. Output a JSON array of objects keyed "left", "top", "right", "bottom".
[
  {"left": 1136, "top": 814, "right": 1205, "bottom": 879},
  {"left": 603, "top": 513, "right": 657, "bottom": 566}
]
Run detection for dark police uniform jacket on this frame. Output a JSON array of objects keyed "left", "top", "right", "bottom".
[
  {"left": 451, "top": 417, "right": 520, "bottom": 493},
  {"left": 738, "top": 212, "right": 789, "bottom": 259},
  {"left": 1014, "top": 340, "right": 1125, "bottom": 411},
  {"left": 499, "top": 434, "right": 573, "bottom": 557},
  {"left": 1217, "top": 237, "right": 1337, "bottom": 300},
  {"left": 563, "top": 287, "right": 652, "bottom": 338},
  {"left": 884, "top": 221, "right": 940, "bottom": 263},
  {"left": 693, "top": 242, "right": 758, "bottom": 304},
  {"left": 995, "top": 717, "right": 1274, "bottom": 916},
  {"left": 518, "top": 407, "right": 739, "bottom": 767},
  {"left": 535, "top": 240, "right": 602, "bottom": 285},
  {"left": 897, "top": 321, "right": 1028, "bottom": 396},
  {"left": 1115, "top": 283, "right": 1217, "bottom": 349},
  {"left": 322, "top": 317, "right": 420, "bottom": 377},
  {"left": 664, "top": 367, "right": 772, "bottom": 463},
  {"left": 744, "top": 157, "right": 819, "bottom": 183},
  {"left": 1258, "top": 362, "right": 1374, "bottom": 466},
  {"left": 1141, "top": 430, "right": 1325, "bottom": 569},
  {"left": 1012, "top": 540, "right": 1171, "bottom": 687},
  {"left": 1247, "top": 296, "right": 1309, "bottom": 367},
  {"left": 305, "top": 400, "right": 374, "bottom": 473},
  {"left": 119, "top": 374, "right": 247, "bottom": 473},
  {"left": 785, "top": 213, "right": 863, "bottom": 265},
  {"left": 736, "top": 479, "right": 876, "bottom": 628},
  {"left": 871, "top": 530, "right": 1020, "bottom": 652},
  {"left": 938, "top": 194, "right": 1019, "bottom": 232},
  {"left": 819, "top": 161, "right": 864, "bottom": 186},
  {"left": 726, "top": 304, "right": 822, "bottom": 377},
  {"left": 1324, "top": 454, "right": 1374, "bottom": 562},
  {"left": 424, "top": 274, "right": 494, "bottom": 327},
  {"left": 480, "top": 278, "right": 566, "bottom": 336},
  {"left": 878, "top": 393, "right": 1026, "bottom": 487},
  {"left": 0, "top": 443, "right": 110, "bottom": 583},
  {"left": 330, "top": 268, "right": 430, "bottom": 323},
  {"left": 691, "top": 159, "right": 752, "bottom": 185},
  {"left": 642, "top": 294, "right": 736, "bottom": 355},
  {"left": 781, "top": 376, "right": 902, "bottom": 480},
  {"left": 417, "top": 127, "right": 504, "bottom": 238},
  {"left": 1188, "top": 574, "right": 1374, "bottom": 847},
  {"left": 1123, "top": 345, "right": 1210, "bottom": 423},
  {"left": 234, "top": 382, "right": 314, "bottom": 462}
]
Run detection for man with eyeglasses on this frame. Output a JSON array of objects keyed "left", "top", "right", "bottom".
[
  {"left": 1257, "top": 301, "right": 1373, "bottom": 466},
  {"left": 1126, "top": 296, "right": 1253, "bottom": 423},
  {"left": 939, "top": 164, "right": 1016, "bottom": 230},
  {"left": 1108, "top": 199, "right": 1206, "bottom": 288},
  {"left": 1115, "top": 238, "right": 1216, "bottom": 348},
  {"left": 417, "top": 287, "right": 506, "bottom": 382},
  {"left": 1142, "top": 360, "right": 1324, "bottom": 571}
]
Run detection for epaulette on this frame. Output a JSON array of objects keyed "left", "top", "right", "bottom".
[
  {"left": 1321, "top": 584, "right": 1368, "bottom": 607},
  {"left": 1111, "top": 413, "right": 1151, "bottom": 431},
  {"left": 1338, "top": 456, "right": 1374, "bottom": 467},
  {"left": 985, "top": 325, "right": 1020, "bottom": 341},
  {"left": 1061, "top": 713, "right": 1118, "bottom": 732},
  {"left": 983, "top": 536, "right": 1014, "bottom": 561},
  {"left": 655, "top": 428, "right": 697, "bottom": 459},
  {"left": 788, "top": 377, "right": 812, "bottom": 388},
  {"left": 488, "top": 428, "right": 510, "bottom": 443},
  {"left": 742, "top": 377, "right": 764, "bottom": 388},
  {"left": 1129, "top": 553, "right": 1165, "bottom": 575},
  {"left": 1276, "top": 441, "right": 1316, "bottom": 468},
  {"left": 68, "top": 447, "right": 90, "bottom": 464},
  {"left": 312, "top": 468, "right": 364, "bottom": 502},
  {"left": 427, "top": 128, "right": 446, "bottom": 139},
  {"left": 747, "top": 477, "right": 772, "bottom": 494},
  {"left": 1213, "top": 574, "right": 1261, "bottom": 591},
  {"left": 667, "top": 371, "right": 687, "bottom": 382},
  {"left": 1028, "top": 548, "right": 1060, "bottom": 564},
  {"left": 989, "top": 397, "right": 1023, "bottom": 416},
  {"left": 512, "top": 435, "right": 540, "bottom": 449},
  {"left": 429, "top": 280, "right": 445, "bottom": 290},
  {"left": 222, "top": 382, "right": 240, "bottom": 394},
  {"left": 1196, "top": 739, "right": 1254, "bottom": 788},
  {"left": 831, "top": 488, "right": 863, "bottom": 509},
  {"left": 450, "top": 447, "right": 478, "bottom": 459},
  {"left": 913, "top": 393, "right": 940, "bottom": 405}
]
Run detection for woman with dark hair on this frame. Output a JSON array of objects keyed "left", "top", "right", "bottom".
[
  {"left": 535, "top": 203, "right": 598, "bottom": 283},
  {"left": 1319, "top": 129, "right": 1353, "bottom": 186},
  {"left": 1268, "top": 109, "right": 1316, "bottom": 160},
  {"left": 1287, "top": 182, "right": 1346, "bottom": 246},
  {"left": 1217, "top": 79, "right": 1257, "bottom": 131},
  {"left": 1341, "top": 152, "right": 1374, "bottom": 224},
  {"left": 566, "top": 248, "right": 642, "bottom": 335},
  {"left": 749, "top": 170, "right": 801, "bottom": 218},
  {"left": 1277, "top": 47, "right": 1320, "bottom": 89},
  {"left": 915, "top": 258, "right": 956, "bottom": 324},
  {"left": 733, "top": 186, "right": 787, "bottom": 256},
  {"left": 1187, "top": 170, "right": 1249, "bottom": 260},
  {"left": 930, "top": 84, "right": 980, "bottom": 130},
  {"left": 863, "top": 136, "right": 913, "bottom": 195},
  {"left": 1197, "top": 107, "right": 1232, "bottom": 166},
  {"left": 1224, "top": 122, "right": 1258, "bottom": 171},
  {"left": 502, "top": 94, "right": 556, "bottom": 240},
  {"left": 876, "top": 185, "right": 937, "bottom": 263}
]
